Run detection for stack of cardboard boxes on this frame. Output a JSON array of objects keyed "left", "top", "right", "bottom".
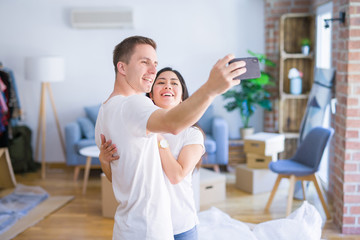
[
  {"left": 235, "top": 132, "right": 285, "bottom": 194},
  {"left": 245, "top": 132, "right": 285, "bottom": 169}
]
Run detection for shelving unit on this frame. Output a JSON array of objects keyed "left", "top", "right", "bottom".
[{"left": 278, "top": 13, "right": 315, "bottom": 158}]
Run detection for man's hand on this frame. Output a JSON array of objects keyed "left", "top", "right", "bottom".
[
  {"left": 99, "top": 134, "right": 120, "bottom": 163},
  {"left": 205, "top": 54, "right": 246, "bottom": 96}
]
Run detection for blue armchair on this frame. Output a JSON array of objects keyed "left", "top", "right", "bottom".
[
  {"left": 197, "top": 105, "right": 229, "bottom": 172},
  {"left": 65, "top": 105, "right": 101, "bottom": 180}
]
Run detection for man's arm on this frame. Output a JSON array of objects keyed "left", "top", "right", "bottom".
[
  {"left": 99, "top": 134, "right": 119, "bottom": 182},
  {"left": 147, "top": 54, "right": 246, "bottom": 135}
]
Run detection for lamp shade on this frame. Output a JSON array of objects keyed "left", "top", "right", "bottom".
[{"left": 25, "top": 56, "right": 65, "bottom": 82}]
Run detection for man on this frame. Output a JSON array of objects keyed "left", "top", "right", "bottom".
[{"left": 95, "top": 36, "right": 246, "bottom": 239}]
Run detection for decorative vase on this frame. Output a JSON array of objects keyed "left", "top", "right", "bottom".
[
  {"left": 301, "top": 45, "right": 310, "bottom": 55},
  {"left": 240, "top": 127, "right": 254, "bottom": 139},
  {"left": 290, "top": 77, "right": 302, "bottom": 95}
]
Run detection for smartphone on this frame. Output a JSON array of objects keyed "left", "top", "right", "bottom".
[{"left": 229, "top": 57, "right": 261, "bottom": 80}]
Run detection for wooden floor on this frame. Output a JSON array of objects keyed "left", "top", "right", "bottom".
[{"left": 8, "top": 165, "right": 360, "bottom": 240}]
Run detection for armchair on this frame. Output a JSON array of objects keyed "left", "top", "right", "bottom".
[
  {"left": 65, "top": 105, "right": 101, "bottom": 180},
  {"left": 265, "top": 127, "right": 334, "bottom": 219},
  {"left": 197, "top": 105, "right": 229, "bottom": 172}
]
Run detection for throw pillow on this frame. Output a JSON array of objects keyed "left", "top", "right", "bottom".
[
  {"left": 77, "top": 117, "right": 95, "bottom": 139},
  {"left": 84, "top": 104, "right": 100, "bottom": 125}
]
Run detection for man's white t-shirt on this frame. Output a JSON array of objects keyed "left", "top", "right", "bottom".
[
  {"left": 95, "top": 94, "right": 173, "bottom": 240},
  {"left": 163, "top": 127, "right": 204, "bottom": 235}
]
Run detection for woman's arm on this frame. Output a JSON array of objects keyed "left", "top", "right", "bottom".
[
  {"left": 99, "top": 134, "right": 119, "bottom": 182},
  {"left": 158, "top": 135, "right": 203, "bottom": 185}
]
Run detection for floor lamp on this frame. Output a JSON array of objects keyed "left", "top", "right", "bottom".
[{"left": 25, "top": 56, "right": 66, "bottom": 179}]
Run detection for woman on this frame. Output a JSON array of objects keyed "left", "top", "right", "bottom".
[{"left": 100, "top": 67, "right": 204, "bottom": 240}]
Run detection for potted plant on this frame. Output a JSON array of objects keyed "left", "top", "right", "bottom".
[
  {"left": 222, "top": 50, "right": 275, "bottom": 139},
  {"left": 301, "top": 38, "right": 311, "bottom": 55}
]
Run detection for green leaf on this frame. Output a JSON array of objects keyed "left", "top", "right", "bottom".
[{"left": 223, "top": 50, "right": 276, "bottom": 127}]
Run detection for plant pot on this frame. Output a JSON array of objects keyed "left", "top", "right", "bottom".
[
  {"left": 240, "top": 127, "right": 254, "bottom": 139},
  {"left": 301, "top": 45, "right": 310, "bottom": 55}
]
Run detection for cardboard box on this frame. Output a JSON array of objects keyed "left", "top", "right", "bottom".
[
  {"left": 235, "top": 164, "right": 278, "bottom": 194},
  {"left": 192, "top": 169, "right": 200, "bottom": 211},
  {"left": 244, "top": 132, "right": 285, "bottom": 155},
  {"left": 200, "top": 168, "right": 226, "bottom": 206},
  {"left": 246, "top": 152, "right": 278, "bottom": 169},
  {"left": 101, "top": 173, "right": 118, "bottom": 218}
]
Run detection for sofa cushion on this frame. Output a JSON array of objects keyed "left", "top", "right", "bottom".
[
  {"left": 204, "top": 135, "right": 216, "bottom": 154},
  {"left": 84, "top": 104, "right": 101, "bottom": 125},
  {"left": 77, "top": 117, "right": 95, "bottom": 139},
  {"left": 198, "top": 105, "right": 214, "bottom": 134}
]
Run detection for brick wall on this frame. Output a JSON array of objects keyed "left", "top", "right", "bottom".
[
  {"left": 331, "top": 0, "right": 360, "bottom": 234},
  {"left": 264, "top": 0, "right": 360, "bottom": 234}
]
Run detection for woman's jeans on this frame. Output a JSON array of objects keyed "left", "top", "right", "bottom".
[{"left": 174, "top": 226, "right": 198, "bottom": 240}]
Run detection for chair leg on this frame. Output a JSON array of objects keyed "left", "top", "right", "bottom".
[
  {"left": 74, "top": 166, "right": 80, "bottom": 181},
  {"left": 311, "top": 174, "right": 331, "bottom": 220},
  {"left": 265, "top": 175, "right": 282, "bottom": 211},
  {"left": 286, "top": 175, "right": 296, "bottom": 216},
  {"left": 301, "top": 181, "right": 307, "bottom": 200}
]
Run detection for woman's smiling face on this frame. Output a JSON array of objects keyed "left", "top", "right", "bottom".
[{"left": 149, "top": 71, "right": 183, "bottom": 109}]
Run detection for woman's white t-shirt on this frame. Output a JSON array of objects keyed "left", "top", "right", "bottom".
[{"left": 163, "top": 126, "right": 205, "bottom": 235}]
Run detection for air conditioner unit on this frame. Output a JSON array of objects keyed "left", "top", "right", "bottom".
[{"left": 71, "top": 8, "right": 133, "bottom": 29}]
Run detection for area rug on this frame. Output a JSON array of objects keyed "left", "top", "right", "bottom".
[{"left": 0, "top": 188, "right": 73, "bottom": 240}]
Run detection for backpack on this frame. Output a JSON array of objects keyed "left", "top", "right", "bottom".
[{"left": 8, "top": 125, "right": 39, "bottom": 173}]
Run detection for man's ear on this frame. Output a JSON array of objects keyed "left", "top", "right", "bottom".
[
  {"left": 117, "top": 62, "right": 126, "bottom": 75},
  {"left": 149, "top": 92, "right": 153, "bottom": 100}
]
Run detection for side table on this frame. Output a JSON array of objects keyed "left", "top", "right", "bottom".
[{"left": 79, "top": 145, "right": 100, "bottom": 194}]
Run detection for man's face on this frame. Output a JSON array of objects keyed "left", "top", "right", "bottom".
[{"left": 123, "top": 44, "right": 158, "bottom": 94}]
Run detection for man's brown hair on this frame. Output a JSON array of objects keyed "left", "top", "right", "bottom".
[{"left": 113, "top": 36, "right": 157, "bottom": 73}]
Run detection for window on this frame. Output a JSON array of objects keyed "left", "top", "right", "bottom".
[
  {"left": 316, "top": 2, "right": 333, "bottom": 190},
  {"left": 316, "top": 2, "right": 332, "bottom": 69}
]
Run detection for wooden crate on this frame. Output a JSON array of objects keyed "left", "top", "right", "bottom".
[
  {"left": 282, "top": 58, "right": 314, "bottom": 94},
  {"left": 228, "top": 139, "right": 246, "bottom": 166},
  {"left": 280, "top": 98, "right": 308, "bottom": 133},
  {"left": 282, "top": 14, "right": 315, "bottom": 54},
  {"left": 278, "top": 13, "right": 315, "bottom": 139}
]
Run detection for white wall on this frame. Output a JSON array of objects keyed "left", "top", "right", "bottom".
[{"left": 0, "top": 0, "right": 264, "bottom": 162}]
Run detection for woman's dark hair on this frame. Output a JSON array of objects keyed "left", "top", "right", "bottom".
[{"left": 146, "top": 67, "right": 189, "bottom": 101}]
